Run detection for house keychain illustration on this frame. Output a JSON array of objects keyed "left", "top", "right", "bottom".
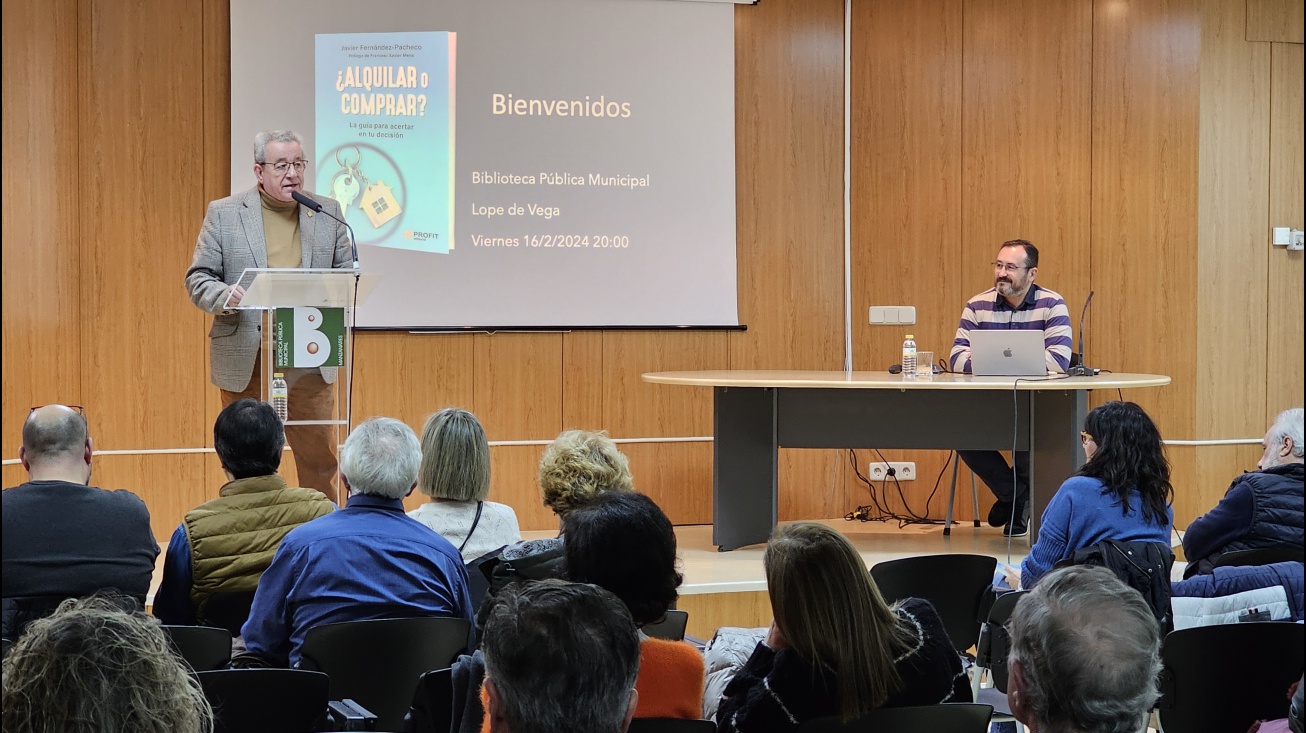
[
  {"left": 328, "top": 145, "right": 367, "bottom": 214},
  {"left": 359, "top": 180, "right": 402, "bottom": 228}
]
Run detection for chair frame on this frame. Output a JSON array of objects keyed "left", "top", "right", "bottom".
[
  {"left": 298, "top": 616, "right": 470, "bottom": 732},
  {"left": 197, "top": 668, "right": 330, "bottom": 733},
  {"left": 161, "top": 624, "right": 232, "bottom": 672}
]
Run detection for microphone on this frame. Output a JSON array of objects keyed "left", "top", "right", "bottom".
[
  {"left": 1067, "top": 291, "right": 1098, "bottom": 377},
  {"left": 292, "top": 191, "right": 359, "bottom": 268}
]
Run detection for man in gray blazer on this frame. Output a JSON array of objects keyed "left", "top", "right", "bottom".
[{"left": 185, "top": 129, "right": 352, "bottom": 502}]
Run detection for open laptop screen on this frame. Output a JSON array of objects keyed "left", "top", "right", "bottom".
[{"left": 969, "top": 330, "right": 1047, "bottom": 376}]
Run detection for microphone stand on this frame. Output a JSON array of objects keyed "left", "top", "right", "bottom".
[{"left": 1067, "top": 291, "right": 1098, "bottom": 377}]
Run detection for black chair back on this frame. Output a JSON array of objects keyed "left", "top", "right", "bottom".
[
  {"left": 975, "top": 590, "right": 1028, "bottom": 693},
  {"left": 1158, "top": 621, "right": 1305, "bottom": 733},
  {"left": 628, "top": 718, "right": 717, "bottom": 732},
  {"left": 642, "top": 609, "right": 689, "bottom": 641},
  {"left": 197, "top": 668, "right": 330, "bottom": 733},
  {"left": 200, "top": 590, "right": 257, "bottom": 637},
  {"left": 797, "top": 703, "right": 993, "bottom": 732},
  {"left": 404, "top": 667, "right": 453, "bottom": 733},
  {"left": 1213, "top": 546, "right": 1306, "bottom": 569},
  {"left": 870, "top": 554, "right": 998, "bottom": 651},
  {"left": 162, "top": 625, "right": 232, "bottom": 671},
  {"left": 299, "top": 616, "right": 470, "bottom": 732}
]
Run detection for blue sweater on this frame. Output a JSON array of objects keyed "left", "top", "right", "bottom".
[{"left": 1022, "top": 476, "right": 1173, "bottom": 588}]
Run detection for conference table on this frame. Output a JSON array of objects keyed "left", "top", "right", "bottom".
[{"left": 642, "top": 370, "right": 1171, "bottom": 551}]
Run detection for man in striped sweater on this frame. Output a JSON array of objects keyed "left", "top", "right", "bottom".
[{"left": 949, "top": 240, "right": 1073, "bottom": 537}]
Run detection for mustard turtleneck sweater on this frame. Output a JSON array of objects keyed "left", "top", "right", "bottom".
[{"left": 259, "top": 186, "right": 302, "bottom": 268}]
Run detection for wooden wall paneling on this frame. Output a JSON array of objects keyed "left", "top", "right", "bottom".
[
  {"left": 679, "top": 590, "right": 772, "bottom": 640},
  {"left": 1197, "top": 0, "right": 1271, "bottom": 439},
  {"left": 1247, "top": 0, "right": 1305, "bottom": 42},
  {"left": 487, "top": 444, "right": 555, "bottom": 531},
  {"left": 851, "top": 0, "right": 963, "bottom": 375},
  {"left": 599, "top": 332, "right": 724, "bottom": 523},
  {"left": 962, "top": 0, "right": 1094, "bottom": 333},
  {"left": 2, "top": 0, "right": 82, "bottom": 458},
  {"left": 731, "top": 0, "right": 845, "bottom": 522},
  {"left": 1267, "top": 43, "right": 1305, "bottom": 416},
  {"left": 779, "top": 449, "right": 853, "bottom": 521},
  {"left": 561, "top": 331, "right": 605, "bottom": 431},
  {"left": 472, "top": 332, "right": 563, "bottom": 440},
  {"left": 78, "top": 0, "right": 209, "bottom": 451},
  {"left": 1180, "top": 443, "right": 1264, "bottom": 527},
  {"left": 2, "top": 464, "right": 25, "bottom": 488},
  {"left": 601, "top": 332, "right": 726, "bottom": 438},
  {"left": 91, "top": 453, "right": 211, "bottom": 552},
  {"left": 1166, "top": 444, "right": 1197, "bottom": 531},
  {"left": 730, "top": 0, "right": 845, "bottom": 372},
  {"left": 621, "top": 441, "right": 713, "bottom": 525},
  {"left": 349, "top": 332, "right": 475, "bottom": 430},
  {"left": 849, "top": 0, "right": 966, "bottom": 522},
  {"left": 201, "top": 0, "right": 231, "bottom": 205},
  {"left": 200, "top": 0, "right": 232, "bottom": 449},
  {"left": 1090, "top": 0, "right": 1201, "bottom": 441}
]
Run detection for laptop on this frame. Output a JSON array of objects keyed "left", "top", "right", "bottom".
[{"left": 969, "top": 330, "right": 1048, "bottom": 376}]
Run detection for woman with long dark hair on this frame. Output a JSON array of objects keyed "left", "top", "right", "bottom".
[{"left": 1017, "top": 400, "right": 1174, "bottom": 588}]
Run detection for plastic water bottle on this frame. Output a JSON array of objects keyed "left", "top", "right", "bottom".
[
  {"left": 902, "top": 334, "right": 917, "bottom": 379},
  {"left": 270, "top": 373, "right": 289, "bottom": 423}
]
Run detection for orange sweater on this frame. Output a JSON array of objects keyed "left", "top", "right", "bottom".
[{"left": 480, "top": 637, "right": 705, "bottom": 729}]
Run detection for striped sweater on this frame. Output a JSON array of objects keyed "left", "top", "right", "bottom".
[{"left": 949, "top": 285, "right": 1073, "bottom": 373}]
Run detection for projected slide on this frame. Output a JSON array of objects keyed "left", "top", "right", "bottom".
[
  {"left": 231, "top": 0, "right": 737, "bottom": 329},
  {"left": 315, "top": 32, "right": 454, "bottom": 254}
]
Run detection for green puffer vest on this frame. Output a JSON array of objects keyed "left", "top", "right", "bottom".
[{"left": 183, "top": 474, "right": 335, "bottom": 618}]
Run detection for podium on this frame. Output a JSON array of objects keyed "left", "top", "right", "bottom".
[{"left": 230, "top": 267, "right": 379, "bottom": 438}]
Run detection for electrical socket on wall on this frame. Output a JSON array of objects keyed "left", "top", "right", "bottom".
[
  {"left": 868, "top": 461, "right": 916, "bottom": 481},
  {"left": 869, "top": 306, "right": 917, "bottom": 325}
]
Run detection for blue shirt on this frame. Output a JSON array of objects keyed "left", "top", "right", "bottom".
[
  {"left": 242, "top": 493, "right": 474, "bottom": 667},
  {"left": 153, "top": 524, "right": 198, "bottom": 625},
  {"left": 1022, "top": 476, "right": 1173, "bottom": 588}
]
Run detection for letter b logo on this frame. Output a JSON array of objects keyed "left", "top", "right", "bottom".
[{"left": 293, "top": 307, "right": 332, "bottom": 367}]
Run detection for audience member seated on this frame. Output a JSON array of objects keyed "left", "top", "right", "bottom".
[
  {"left": 154, "top": 399, "right": 336, "bottom": 626},
  {"left": 1002, "top": 401, "right": 1174, "bottom": 590},
  {"left": 563, "top": 491, "right": 705, "bottom": 720},
  {"left": 241, "top": 417, "right": 474, "bottom": 667},
  {"left": 715, "top": 522, "right": 970, "bottom": 732},
  {"left": 1006, "top": 565, "right": 1162, "bottom": 733},
  {"left": 2, "top": 405, "right": 158, "bottom": 640},
  {"left": 1171, "top": 559, "right": 1304, "bottom": 627},
  {"left": 407, "top": 408, "right": 521, "bottom": 563},
  {"left": 481, "top": 579, "right": 640, "bottom": 733},
  {"left": 1, "top": 595, "right": 214, "bottom": 733},
  {"left": 1182, "top": 407, "right": 1304, "bottom": 577},
  {"left": 489, "top": 429, "right": 635, "bottom": 588}
]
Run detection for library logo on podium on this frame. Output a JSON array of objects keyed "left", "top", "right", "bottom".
[{"left": 275, "top": 307, "right": 345, "bottom": 369}]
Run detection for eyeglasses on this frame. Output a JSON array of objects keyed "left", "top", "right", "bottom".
[
  {"left": 992, "top": 262, "right": 1031, "bottom": 274},
  {"left": 1080, "top": 431, "right": 1094, "bottom": 443},
  {"left": 28, "top": 404, "right": 87, "bottom": 419},
  {"left": 259, "top": 160, "right": 307, "bottom": 175}
]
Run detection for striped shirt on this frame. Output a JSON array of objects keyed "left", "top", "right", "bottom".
[{"left": 950, "top": 285, "right": 1073, "bottom": 373}]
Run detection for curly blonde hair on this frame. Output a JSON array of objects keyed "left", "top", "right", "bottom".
[
  {"left": 538, "top": 429, "right": 633, "bottom": 516},
  {"left": 2, "top": 595, "right": 214, "bottom": 733}
]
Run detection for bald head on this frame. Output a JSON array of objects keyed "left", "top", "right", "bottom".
[{"left": 21, "top": 406, "right": 92, "bottom": 480}]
